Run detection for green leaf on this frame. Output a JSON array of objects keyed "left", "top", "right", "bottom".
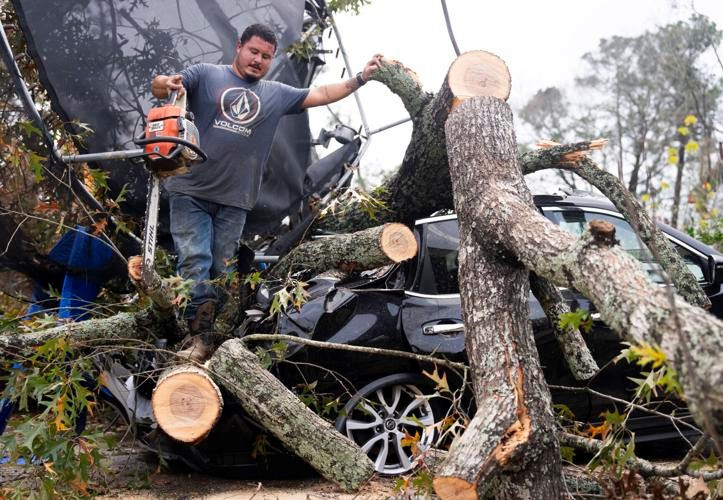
[
  {"left": 553, "top": 403, "right": 575, "bottom": 420},
  {"left": 28, "top": 152, "right": 46, "bottom": 183},
  {"left": 601, "top": 409, "right": 625, "bottom": 426},
  {"left": 560, "top": 445, "right": 575, "bottom": 462},
  {"left": 86, "top": 168, "right": 109, "bottom": 192},
  {"left": 558, "top": 309, "right": 592, "bottom": 333},
  {"left": 243, "top": 271, "right": 263, "bottom": 290},
  {"left": 18, "top": 120, "right": 43, "bottom": 138}
]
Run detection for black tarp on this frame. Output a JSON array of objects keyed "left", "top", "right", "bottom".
[{"left": 12, "top": 0, "right": 314, "bottom": 239}]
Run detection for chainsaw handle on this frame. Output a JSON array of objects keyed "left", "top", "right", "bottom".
[{"left": 134, "top": 135, "right": 208, "bottom": 162}]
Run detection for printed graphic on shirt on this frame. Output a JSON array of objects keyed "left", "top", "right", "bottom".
[{"left": 214, "top": 87, "right": 261, "bottom": 137}]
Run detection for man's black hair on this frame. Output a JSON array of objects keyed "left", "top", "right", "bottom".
[{"left": 239, "top": 23, "right": 278, "bottom": 50}]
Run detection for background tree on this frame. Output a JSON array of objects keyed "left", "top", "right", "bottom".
[{"left": 521, "top": 14, "right": 722, "bottom": 232}]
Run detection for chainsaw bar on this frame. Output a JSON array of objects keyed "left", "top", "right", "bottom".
[{"left": 141, "top": 174, "right": 161, "bottom": 286}]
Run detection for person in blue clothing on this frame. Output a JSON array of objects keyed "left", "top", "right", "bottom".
[{"left": 152, "top": 23, "right": 381, "bottom": 361}]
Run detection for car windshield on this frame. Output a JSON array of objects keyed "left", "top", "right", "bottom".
[{"left": 543, "top": 209, "right": 675, "bottom": 284}]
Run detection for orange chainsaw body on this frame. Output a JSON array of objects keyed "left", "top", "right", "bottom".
[
  {"left": 144, "top": 104, "right": 183, "bottom": 159},
  {"left": 143, "top": 103, "right": 200, "bottom": 174}
]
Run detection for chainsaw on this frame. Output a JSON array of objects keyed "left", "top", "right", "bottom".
[{"left": 62, "top": 90, "right": 207, "bottom": 287}]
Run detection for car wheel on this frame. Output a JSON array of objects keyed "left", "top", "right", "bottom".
[{"left": 336, "top": 373, "right": 437, "bottom": 475}]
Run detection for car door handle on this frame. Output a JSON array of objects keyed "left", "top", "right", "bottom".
[{"left": 423, "top": 323, "right": 465, "bottom": 335}]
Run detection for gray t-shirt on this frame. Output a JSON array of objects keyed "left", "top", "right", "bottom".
[{"left": 164, "top": 63, "right": 309, "bottom": 209}]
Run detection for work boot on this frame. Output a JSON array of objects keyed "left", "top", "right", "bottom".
[
  {"left": 188, "top": 300, "right": 216, "bottom": 334},
  {"left": 175, "top": 333, "right": 213, "bottom": 363},
  {"left": 177, "top": 301, "right": 216, "bottom": 363}
]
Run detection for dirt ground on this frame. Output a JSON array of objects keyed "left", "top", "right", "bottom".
[{"left": 97, "top": 444, "right": 398, "bottom": 500}]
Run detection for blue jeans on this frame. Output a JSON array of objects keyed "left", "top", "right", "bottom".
[{"left": 169, "top": 192, "right": 248, "bottom": 320}]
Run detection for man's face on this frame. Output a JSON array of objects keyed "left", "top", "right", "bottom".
[{"left": 233, "top": 35, "right": 275, "bottom": 81}]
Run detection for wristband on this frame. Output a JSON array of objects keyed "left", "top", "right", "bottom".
[{"left": 355, "top": 72, "right": 367, "bottom": 87}]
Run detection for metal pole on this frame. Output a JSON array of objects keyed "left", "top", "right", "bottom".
[
  {"left": 328, "top": 13, "right": 371, "bottom": 142},
  {"left": 440, "top": 0, "right": 461, "bottom": 56},
  {"left": 368, "top": 117, "right": 412, "bottom": 136},
  {"left": 62, "top": 149, "right": 146, "bottom": 163}
]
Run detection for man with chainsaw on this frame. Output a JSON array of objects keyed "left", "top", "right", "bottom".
[{"left": 151, "top": 23, "right": 382, "bottom": 361}]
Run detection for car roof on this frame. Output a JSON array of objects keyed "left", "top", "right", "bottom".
[{"left": 415, "top": 194, "right": 723, "bottom": 259}]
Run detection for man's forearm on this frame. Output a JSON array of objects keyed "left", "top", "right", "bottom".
[
  {"left": 303, "top": 77, "right": 363, "bottom": 108},
  {"left": 320, "top": 77, "right": 362, "bottom": 103}
]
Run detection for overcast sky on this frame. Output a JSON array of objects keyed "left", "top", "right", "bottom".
[{"left": 307, "top": 0, "right": 723, "bottom": 189}]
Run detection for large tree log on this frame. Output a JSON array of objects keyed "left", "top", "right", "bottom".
[
  {"left": 267, "top": 222, "right": 416, "bottom": 279},
  {"left": 206, "top": 339, "right": 375, "bottom": 491},
  {"left": 318, "top": 57, "right": 708, "bottom": 311},
  {"left": 455, "top": 97, "right": 723, "bottom": 438},
  {"left": 0, "top": 308, "right": 170, "bottom": 353},
  {"left": 433, "top": 96, "right": 562, "bottom": 499},
  {"left": 521, "top": 142, "right": 711, "bottom": 308}
]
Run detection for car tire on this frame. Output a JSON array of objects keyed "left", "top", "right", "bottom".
[{"left": 335, "top": 373, "right": 437, "bottom": 475}]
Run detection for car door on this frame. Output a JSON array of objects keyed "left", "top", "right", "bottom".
[{"left": 401, "top": 216, "right": 466, "bottom": 355}]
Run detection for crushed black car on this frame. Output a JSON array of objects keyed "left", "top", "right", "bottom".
[{"left": 108, "top": 193, "right": 723, "bottom": 476}]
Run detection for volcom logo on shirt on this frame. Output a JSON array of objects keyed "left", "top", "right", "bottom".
[
  {"left": 220, "top": 88, "right": 260, "bottom": 124},
  {"left": 214, "top": 87, "right": 261, "bottom": 136}
]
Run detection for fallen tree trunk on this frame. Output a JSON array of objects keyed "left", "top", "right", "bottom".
[
  {"left": 454, "top": 97, "right": 723, "bottom": 438},
  {"left": 206, "top": 338, "right": 375, "bottom": 491},
  {"left": 267, "top": 222, "right": 416, "bottom": 279},
  {"left": 434, "top": 95, "right": 562, "bottom": 499},
  {"left": 0, "top": 307, "right": 170, "bottom": 353},
  {"left": 521, "top": 142, "right": 710, "bottom": 309}
]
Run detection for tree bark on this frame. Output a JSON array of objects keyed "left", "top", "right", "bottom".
[
  {"left": 522, "top": 143, "right": 710, "bottom": 309},
  {"left": 461, "top": 98, "right": 723, "bottom": 438},
  {"left": 434, "top": 97, "right": 563, "bottom": 499},
  {"left": 206, "top": 339, "right": 375, "bottom": 491},
  {"left": 267, "top": 222, "right": 416, "bottom": 279},
  {"left": 529, "top": 273, "right": 598, "bottom": 380}
]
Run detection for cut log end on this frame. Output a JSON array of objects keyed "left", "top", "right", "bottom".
[
  {"left": 152, "top": 366, "right": 223, "bottom": 445},
  {"left": 128, "top": 255, "right": 142, "bottom": 281},
  {"left": 433, "top": 477, "right": 478, "bottom": 500},
  {"left": 589, "top": 220, "right": 616, "bottom": 247},
  {"left": 448, "top": 50, "right": 511, "bottom": 105},
  {"left": 380, "top": 223, "right": 418, "bottom": 262}
]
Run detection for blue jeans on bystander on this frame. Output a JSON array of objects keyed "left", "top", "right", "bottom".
[{"left": 168, "top": 192, "right": 247, "bottom": 320}]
